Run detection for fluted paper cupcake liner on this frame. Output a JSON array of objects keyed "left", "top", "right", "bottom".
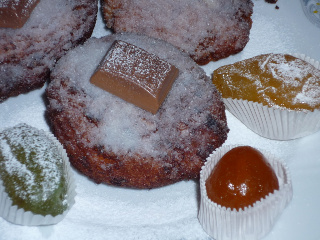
[
  {"left": 223, "top": 53, "right": 320, "bottom": 140},
  {"left": 0, "top": 130, "right": 76, "bottom": 226},
  {"left": 198, "top": 145, "right": 293, "bottom": 240}
]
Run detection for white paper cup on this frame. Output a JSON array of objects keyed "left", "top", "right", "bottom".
[
  {"left": 198, "top": 145, "right": 293, "bottom": 240},
  {"left": 223, "top": 53, "right": 320, "bottom": 140},
  {"left": 0, "top": 129, "right": 76, "bottom": 226}
]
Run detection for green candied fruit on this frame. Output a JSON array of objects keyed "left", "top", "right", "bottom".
[{"left": 0, "top": 124, "right": 68, "bottom": 216}]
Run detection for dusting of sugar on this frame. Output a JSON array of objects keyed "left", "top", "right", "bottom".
[
  {"left": 215, "top": 54, "right": 320, "bottom": 110},
  {"left": 100, "top": 40, "right": 173, "bottom": 98},
  {"left": 294, "top": 76, "right": 320, "bottom": 106},
  {"left": 0, "top": 0, "right": 39, "bottom": 13},
  {"left": 0, "top": 124, "right": 63, "bottom": 202},
  {"left": 104, "top": 0, "right": 253, "bottom": 62},
  {"left": 263, "top": 54, "right": 320, "bottom": 108},
  {"left": 259, "top": 54, "right": 272, "bottom": 70},
  {"left": 265, "top": 56, "right": 302, "bottom": 87},
  {"left": 0, "top": 140, "right": 36, "bottom": 201},
  {"left": 48, "top": 33, "right": 226, "bottom": 158},
  {"left": 0, "top": 0, "right": 20, "bottom": 8},
  {"left": 0, "top": 0, "right": 97, "bottom": 99}
]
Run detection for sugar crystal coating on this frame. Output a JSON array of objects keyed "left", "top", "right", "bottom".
[
  {"left": 0, "top": 0, "right": 97, "bottom": 102},
  {"left": 46, "top": 33, "right": 229, "bottom": 188},
  {"left": 102, "top": 0, "right": 253, "bottom": 64},
  {"left": 91, "top": 40, "right": 179, "bottom": 114},
  {"left": 0, "top": 124, "right": 68, "bottom": 216},
  {"left": 0, "top": 0, "right": 40, "bottom": 28}
]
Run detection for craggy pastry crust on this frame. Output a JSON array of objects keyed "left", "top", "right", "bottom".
[
  {"left": 46, "top": 33, "right": 229, "bottom": 189},
  {"left": 0, "top": 0, "right": 97, "bottom": 102},
  {"left": 102, "top": 0, "right": 253, "bottom": 65}
]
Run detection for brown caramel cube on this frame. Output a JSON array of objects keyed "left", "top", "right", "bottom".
[
  {"left": 90, "top": 40, "right": 179, "bottom": 114},
  {"left": 0, "top": 0, "right": 40, "bottom": 29}
]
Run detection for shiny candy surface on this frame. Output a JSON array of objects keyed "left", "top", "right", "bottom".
[
  {"left": 206, "top": 146, "right": 279, "bottom": 210},
  {"left": 90, "top": 40, "right": 179, "bottom": 114},
  {"left": 213, "top": 53, "right": 320, "bottom": 111}
]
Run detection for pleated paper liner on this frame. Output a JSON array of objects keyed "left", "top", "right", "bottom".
[
  {"left": 0, "top": 130, "right": 76, "bottom": 226},
  {"left": 223, "top": 53, "right": 320, "bottom": 140},
  {"left": 224, "top": 98, "right": 320, "bottom": 140},
  {"left": 198, "top": 145, "right": 292, "bottom": 240}
]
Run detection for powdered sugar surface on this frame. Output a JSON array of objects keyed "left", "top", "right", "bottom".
[
  {"left": 215, "top": 54, "right": 320, "bottom": 110},
  {"left": 104, "top": 0, "right": 253, "bottom": 62},
  {"left": 0, "top": 0, "right": 88, "bottom": 68},
  {"left": 49, "top": 33, "right": 225, "bottom": 157},
  {"left": 100, "top": 40, "right": 174, "bottom": 98},
  {"left": 0, "top": 0, "right": 97, "bottom": 101},
  {"left": 255, "top": 54, "right": 320, "bottom": 108},
  {"left": 0, "top": 0, "right": 37, "bottom": 9},
  {"left": 262, "top": 54, "right": 320, "bottom": 108},
  {"left": 0, "top": 124, "right": 63, "bottom": 202}
]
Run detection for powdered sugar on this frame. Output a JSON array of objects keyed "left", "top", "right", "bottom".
[
  {"left": 0, "top": 0, "right": 38, "bottom": 9},
  {"left": 264, "top": 55, "right": 304, "bottom": 86},
  {"left": 263, "top": 54, "right": 320, "bottom": 109},
  {"left": 100, "top": 40, "right": 174, "bottom": 97},
  {"left": 0, "top": 0, "right": 97, "bottom": 102},
  {"left": 294, "top": 76, "right": 320, "bottom": 106},
  {"left": 0, "top": 124, "right": 64, "bottom": 202},
  {"left": 49, "top": 33, "right": 226, "bottom": 158},
  {"left": 0, "top": 0, "right": 90, "bottom": 68},
  {"left": 214, "top": 53, "right": 320, "bottom": 111},
  {"left": 103, "top": 0, "right": 253, "bottom": 63},
  {"left": 0, "top": 0, "right": 21, "bottom": 8}
]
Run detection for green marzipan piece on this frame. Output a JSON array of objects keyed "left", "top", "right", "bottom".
[{"left": 0, "top": 124, "right": 68, "bottom": 216}]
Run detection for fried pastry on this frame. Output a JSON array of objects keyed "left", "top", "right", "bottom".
[
  {"left": 102, "top": 0, "right": 253, "bottom": 65},
  {"left": 0, "top": 0, "right": 97, "bottom": 102},
  {"left": 46, "top": 33, "right": 229, "bottom": 189}
]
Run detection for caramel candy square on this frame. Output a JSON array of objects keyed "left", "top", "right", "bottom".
[
  {"left": 90, "top": 40, "right": 179, "bottom": 114},
  {"left": 0, "top": 0, "right": 40, "bottom": 29}
]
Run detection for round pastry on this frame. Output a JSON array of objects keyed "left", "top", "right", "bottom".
[
  {"left": 46, "top": 33, "right": 229, "bottom": 189},
  {"left": 0, "top": 0, "right": 98, "bottom": 103},
  {"left": 102, "top": 0, "right": 253, "bottom": 65}
]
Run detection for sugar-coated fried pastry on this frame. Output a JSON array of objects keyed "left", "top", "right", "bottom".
[
  {"left": 46, "top": 33, "right": 229, "bottom": 189},
  {"left": 0, "top": 0, "right": 97, "bottom": 103},
  {"left": 102, "top": 0, "right": 253, "bottom": 65}
]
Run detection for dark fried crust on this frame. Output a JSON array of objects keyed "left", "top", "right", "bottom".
[
  {"left": 46, "top": 34, "right": 229, "bottom": 189},
  {"left": 0, "top": 0, "right": 97, "bottom": 103},
  {"left": 47, "top": 103, "right": 228, "bottom": 188},
  {"left": 102, "top": 0, "right": 253, "bottom": 65}
]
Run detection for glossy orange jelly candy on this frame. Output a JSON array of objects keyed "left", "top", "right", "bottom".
[
  {"left": 213, "top": 53, "right": 320, "bottom": 111},
  {"left": 206, "top": 146, "right": 279, "bottom": 210}
]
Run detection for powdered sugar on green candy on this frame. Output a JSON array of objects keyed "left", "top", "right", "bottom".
[{"left": 0, "top": 124, "right": 68, "bottom": 216}]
